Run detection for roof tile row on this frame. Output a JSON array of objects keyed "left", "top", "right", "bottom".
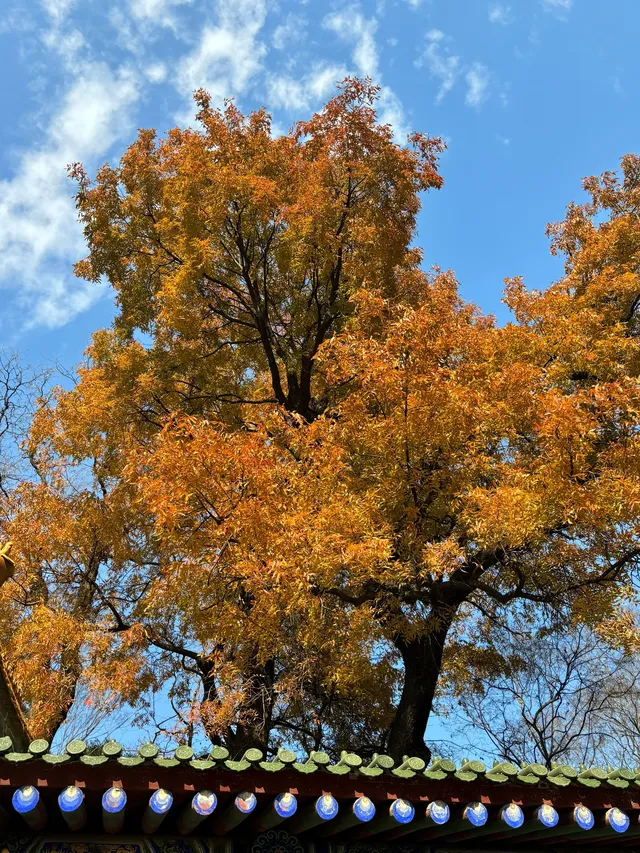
[{"left": 0, "top": 737, "right": 636, "bottom": 790}]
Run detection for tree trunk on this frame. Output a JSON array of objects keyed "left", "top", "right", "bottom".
[
  {"left": 198, "top": 655, "right": 276, "bottom": 758},
  {"left": 228, "top": 658, "right": 275, "bottom": 757},
  {"left": 0, "top": 656, "right": 29, "bottom": 750},
  {"left": 0, "top": 546, "right": 30, "bottom": 750},
  {"left": 387, "top": 607, "right": 456, "bottom": 763}
]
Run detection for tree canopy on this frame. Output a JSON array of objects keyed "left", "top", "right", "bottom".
[{"left": 2, "top": 79, "right": 640, "bottom": 761}]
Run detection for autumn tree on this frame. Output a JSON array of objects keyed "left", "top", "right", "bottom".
[
  {"left": 0, "top": 352, "right": 52, "bottom": 749},
  {"left": 3, "top": 79, "right": 441, "bottom": 754},
  {"left": 5, "top": 79, "right": 640, "bottom": 763}
]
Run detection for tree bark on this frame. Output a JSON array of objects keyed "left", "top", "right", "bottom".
[
  {"left": 198, "top": 655, "right": 276, "bottom": 758},
  {"left": 386, "top": 606, "right": 457, "bottom": 763},
  {"left": 0, "top": 656, "right": 29, "bottom": 750},
  {"left": 0, "top": 546, "right": 30, "bottom": 749}
]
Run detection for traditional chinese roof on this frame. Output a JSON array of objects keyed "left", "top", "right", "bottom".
[{"left": 2, "top": 737, "right": 640, "bottom": 850}]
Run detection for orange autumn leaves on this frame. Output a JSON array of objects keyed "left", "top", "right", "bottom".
[{"left": 2, "top": 80, "right": 640, "bottom": 752}]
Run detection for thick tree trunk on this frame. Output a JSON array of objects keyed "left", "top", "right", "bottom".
[
  {"left": 0, "top": 656, "right": 29, "bottom": 750},
  {"left": 199, "top": 655, "right": 276, "bottom": 758},
  {"left": 229, "top": 658, "right": 275, "bottom": 757},
  {"left": 387, "top": 607, "right": 456, "bottom": 763},
  {"left": 0, "top": 546, "right": 29, "bottom": 749}
]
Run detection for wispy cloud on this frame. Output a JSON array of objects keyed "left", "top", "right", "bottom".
[
  {"left": 465, "top": 62, "right": 490, "bottom": 108},
  {"left": 129, "top": 0, "right": 192, "bottom": 27},
  {"left": 176, "top": 0, "right": 267, "bottom": 117},
  {"left": 41, "top": 0, "right": 75, "bottom": 25},
  {"left": 417, "top": 29, "right": 496, "bottom": 110},
  {"left": 488, "top": 3, "right": 512, "bottom": 25},
  {"left": 322, "top": 5, "right": 409, "bottom": 141},
  {"left": 324, "top": 6, "right": 379, "bottom": 78},
  {"left": 0, "top": 64, "right": 139, "bottom": 328},
  {"left": 415, "top": 29, "right": 461, "bottom": 103},
  {"left": 272, "top": 13, "right": 306, "bottom": 50},
  {"left": 541, "top": 0, "right": 572, "bottom": 18},
  {"left": 267, "top": 63, "right": 349, "bottom": 111}
]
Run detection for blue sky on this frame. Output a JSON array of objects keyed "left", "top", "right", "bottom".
[{"left": 0, "top": 0, "right": 637, "bottom": 373}]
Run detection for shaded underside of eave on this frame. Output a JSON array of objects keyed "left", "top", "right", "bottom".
[{"left": 1, "top": 759, "right": 640, "bottom": 849}]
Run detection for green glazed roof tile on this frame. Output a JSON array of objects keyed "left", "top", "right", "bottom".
[
  {"left": 5, "top": 752, "right": 32, "bottom": 763},
  {"left": 492, "top": 761, "right": 518, "bottom": 776},
  {"left": 515, "top": 772, "right": 540, "bottom": 784},
  {"left": 359, "top": 766, "right": 384, "bottom": 777},
  {"left": 189, "top": 759, "right": 215, "bottom": 770},
  {"left": 578, "top": 767, "right": 609, "bottom": 782},
  {"left": 276, "top": 748, "right": 297, "bottom": 764},
  {"left": 327, "top": 751, "right": 362, "bottom": 774},
  {"left": 259, "top": 760, "right": 286, "bottom": 772},
  {"left": 521, "top": 763, "right": 547, "bottom": 778},
  {"left": 326, "top": 763, "right": 351, "bottom": 775},
  {"left": 461, "top": 759, "right": 486, "bottom": 774},
  {"left": 339, "top": 751, "right": 363, "bottom": 768},
  {"left": 80, "top": 754, "right": 109, "bottom": 766},
  {"left": 66, "top": 739, "right": 87, "bottom": 757},
  {"left": 117, "top": 755, "right": 145, "bottom": 767},
  {"left": 609, "top": 767, "right": 635, "bottom": 781},
  {"left": 224, "top": 759, "right": 252, "bottom": 771},
  {"left": 423, "top": 769, "right": 449, "bottom": 781},
  {"left": 28, "top": 739, "right": 49, "bottom": 755},
  {"left": 174, "top": 745, "right": 194, "bottom": 762},
  {"left": 454, "top": 770, "right": 478, "bottom": 782},
  {"left": 2, "top": 737, "right": 638, "bottom": 796},
  {"left": 154, "top": 757, "right": 180, "bottom": 769},
  {"left": 577, "top": 774, "right": 601, "bottom": 788},
  {"left": 606, "top": 777, "right": 629, "bottom": 789},
  {"left": 360, "top": 753, "right": 393, "bottom": 778},
  {"left": 485, "top": 771, "right": 509, "bottom": 783},
  {"left": 367, "top": 753, "right": 394, "bottom": 771},
  {"left": 393, "top": 756, "right": 426, "bottom": 778},
  {"left": 42, "top": 753, "right": 70, "bottom": 764},
  {"left": 208, "top": 746, "right": 230, "bottom": 761},
  {"left": 547, "top": 774, "right": 572, "bottom": 787},
  {"left": 427, "top": 758, "right": 456, "bottom": 774},
  {"left": 138, "top": 742, "right": 159, "bottom": 759},
  {"left": 292, "top": 761, "right": 318, "bottom": 773}
]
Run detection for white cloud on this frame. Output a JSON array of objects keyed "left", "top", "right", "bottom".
[
  {"left": 404, "top": 0, "right": 424, "bottom": 6},
  {"left": 322, "top": 6, "right": 409, "bottom": 142},
  {"left": 541, "top": 0, "right": 572, "bottom": 17},
  {"left": 465, "top": 62, "right": 490, "bottom": 108},
  {"left": 128, "top": 0, "right": 191, "bottom": 28},
  {"left": 41, "top": 0, "right": 75, "bottom": 24},
  {"left": 416, "top": 30, "right": 494, "bottom": 110},
  {"left": 42, "top": 26, "right": 85, "bottom": 63},
  {"left": 272, "top": 14, "right": 305, "bottom": 50},
  {"left": 267, "top": 64, "right": 348, "bottom": 111},
  {"left": 40, "top": 0, "right": 83, "bottom": 65},
  {"left": 0, "top": 64, "right": 140, "bottom": 328},
  {"left": 176, "top": 0, "right": 267, "bottom": 116},
  {"left": 415, "top": 29, "right": 460, "bottom": 103},
  {"left": 323, "top": 7, "right": 378, "bottom": 78},
  {"left": 145, "top": 61, "right": 167, "bottom": 83},
  {"left": 377, "top": 87, "right": 410, "bottom": 141},
  {"left": 488, "top": 3, "right": 512, "bottom": 24}
]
